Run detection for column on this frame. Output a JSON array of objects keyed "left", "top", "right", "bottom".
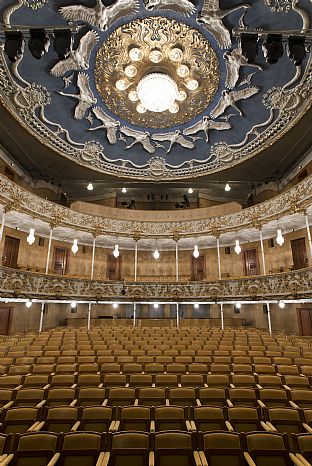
[
  {"left": 134, "top": 241, "right": 138, "bottom": 282},
  {"left": 87, "top": 303, "right": 92, "bottom": 330},
  {"left": 220, "top": 303, "right": 224, "bottom": 330},
  {"left": 267, "top": 303, "right": 272, "bottom": 335},
  {"left": 45, "top": 229, "right": 53, "bottom": 274},
  {"left": 175, "top": 241, "right": 179, "bottom": 282},
  {"left": 259, "top": 230, "right": 266, "bottom": 275},
  {"left": 216, "top": 237, "right": 221, "bottom": 280},
  {"left": 39, "top": 303, "right": 45, "bottom": 333},
  {"left": 305, "top": 214, "right": 312, "bottom": 262},
  {"left": 0, "top": 209, "right": 6, "bottom": 242},
  {"left": 176, "top": 303, "right": 180, "bottom": 328},
  {"left": 133, "top": 302, "right": 136, "bottom": 328},
  {"left": 91, "top": 236, "right": 96, "bottom": 279}
]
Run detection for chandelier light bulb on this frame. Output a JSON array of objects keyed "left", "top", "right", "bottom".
[
  {"left": 149, "top": 50, "right": 163, "bottom": 63},
  {"left": 278, "top": 301, "right": 286, "bottom": 309},
  {"left": 276, "top": 229, "right": 285, "bottom": 246},
  {"left": 136, "top": 103, "right": 147, "bottom": 114},
  {"left": 225, "top": 183, "right": 231, "bottom": 192},
  {"left": 71, "top": 301, "right": 77, "bottom": 309},
  {"left": 128, "top": 90, "right": 139, "bottom": 102},
  {"left": 71, "top": 239, "right": 78, "bottom": 255},
  {"left": 113, "top": 244, "right": 120, "bottom": 258},
  {"left": 234, "top": 239, "right": 241, "bottom": 255},
  {"left": 87, "top": 183, "right": 94, "bottom": 191},
  {"left": 185, "top": 79, "right": 199, "bottom": 91},
  {"left": 115, "top": 79, "right": 129, "bottom": 91},
  {"left": 169, "top": 103, "right": 179, "bottom": 114},
  {"left": 137, "top": 73, "right": 178, "bottom": 113},
  {"left": 169, "top": 48, "right": 183, "bottom": 62},
  {"left": 193, "top": 244, "right": 200, "bottom": 259},
  {"left": 177, "top": 64, "right": 190, "bottom": 78},
  {"left": 177, "top": 90, "right": 187, "bottom": 101},
  {"left": 25, "top": 299, "right": 32, "bottom": 308},
  {"left": 153, "top": 249, "right": 160, "bottom": 260},
  {"left": 124, "top": 65, "right": 137, "bottom": 78},
  {"left": 27, "top": 228, "right": 35, "bottom": 245},
  {"left": 194, "top": 303, "right": 199, "bottom": 309},
  {"left": 129, "top": 47, "right": 143, "bottom": 62}
]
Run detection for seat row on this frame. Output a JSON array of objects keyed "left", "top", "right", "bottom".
[
  {"left": 1, "top": 386, "right": 312, "bottom": 411},
  {"left": 0, "top": 429, "right": 312, "bottom": 466}
]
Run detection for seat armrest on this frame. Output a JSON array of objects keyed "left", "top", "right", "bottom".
[
  {"left": 227, "top": 399, "right": 233, "bottom": 407},
  {"left": 0, "top": 453, "right": 14, "bottom": 466},
  {"left": 149, "top": 451, "right": 155, "bottom": 466},
  {"left": 71, "top": 384, "right": 77, "bottom": 389},
  {"left": 134, "top": 399, "right": 139, "bottom": 406},
  {"left": 165, "top": 399, "right": 170, "bottom": 406},
  {"left": 2, "top": 401, "right": 14, "bottom": 410},
  {"left": 199, "top": 451, "right": 208, "bottom": 466},
  {"left": 50, "top": 373, "right": 55, "bottom": 376},
  {"left": 27, "top": 421, "right": 40, "bottom": 432},
  {"left": 289, "top": 453, "right": 310, "bottom": 466},
  {"left": 225, "top": 421, "right": 234, "bottom": 432},
  {"left": 36, "top": 400, "right": 46, "bottom": 408},
  {"left": 98, "top": 383, "right": 104, "bottom": 388},
  {"left": 204, "top": 383, "right": 208, "bottom": 388},
  {"left": 69, "top": 399, "right": 78, "bottom": 407},
  {"left": 43, "top": 384, "right": 50, "bottom": 390},
  {"left": 193, "top": 451, "right": 202, "bottom": 466},
  {"left": 190, "top": 421, "right": 197, "bottom": 431},
  {"left": 108, "top": 421, "right": 116, "bottom": 433},
  {"left": 73, "top": 372, "right": 78, "bottom": 376},
  {"left": 150, "top": 421, "right": 155, "bottom": 433},
  {"left": 96, "top": 372, "right": 100, "bottom": 375},
  {"left": 230, "top": 384, "right": 235, "bottom": 389},
  {"left": 257, "top": 400, "right": 266, "bottom": 408},
  {"left": 283, "top": 385, "right": 291, "bottom": 390},
  {"left": 289, "top": 401, "right": 300, "bottom": 409},
  {"left": 102, "top": 399, "right": 108, "bottom": 406},
  {"left": 261, "top": 421, "right": 272, "bottom": 432},
  {"left": 196, "top": 399, "right": 201, "bottom": 406},
  {"left": 15, "top": 385, "right": 23, "bottom": 390},
  {"left": 96, "top": 452, "right": 106, "bottom": 466},
  {"left": 125, "top": 383, "right": 129, "bottom": 387},
  {"left": 47, "top": 453, "right": 61, "bottom": 466},
  {"left": 71, "top": 421, "right": 81, "bottom": 432},
  {"left": 100, "top": 452, "right": 110, "bottom": 466},
  {"left": 114, "top": 420, "right": 120, "bottom": 431},
  {"left": 185, "top": 420, "right": 192, "bottom": 432},
  {"left": 266, "top": 421, "right": 277, "bottom": 432},
  {"left": 295, "top": 453, "right": 312, "bottom": 466},
  {"left": 32, "top": 421, "right": 46, "bottom": 432},
  {"left": 178, "top": 383, "right": 182, "bottom": 387},
  {"left": 256, "top": 384, "right": 263, "bottom": 389},
  {"left": 244, "top": 452, "right": 257, "bottom": 466},
  {"left": 303, "top": 423, "right": 312, "bottom": 434}
]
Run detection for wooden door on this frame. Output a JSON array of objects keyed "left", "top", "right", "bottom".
[
  {"left": 53, "top": 247, "right": 69, "bottom": 275},
  {"left": 297, "top": 308, "right": 312, "bottom": 336},
  {"left": 0, "top": 307, "right": 12, "bottom": 335},
  {"left": 107, "top": 254, "right": 122, "bottom": 280},
  {"left": 2, "top": 235, "right": 20, "bottom": 268},
  {"left": 291, "top": 238, "right": 308, "bottom": 269},
  {"left": 191, "top": 255, "right": 205, "bottom": 281},
  {"left": 243, "top": 248, "right": 260, "bottom": 276}
]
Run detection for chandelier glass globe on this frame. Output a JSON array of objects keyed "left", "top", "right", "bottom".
[{"left": 137, "top": 73, "right": 179, "bottom": 113}]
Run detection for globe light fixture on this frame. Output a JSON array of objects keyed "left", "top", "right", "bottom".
[
  {"left": 278, "top": 301, "right": 286, "bottom": 309},
  {"left": 87, "top": 183, "right": 94, "bottom": 191},
  {"left": 113, "top": 244, "right": 120, "bottom": 258},
  {"left": 185, "top": 79, "right": 199, "bottom": 90},
  {"left": 128, "top": 90, "right": 139, "bottom": 102},
  {"left": 122, "top": 188, "right": 127, "bottom": 193},
  {"left": 116, "top": 79, "right": 129, "bottom": 91},
  {"left": 177, "top": 64, "right": 190, "bottom": 78},
  {"left": 149, "top": 50, "right": 163, "bottom": 63},
  {"left": 276, "top": 229, "right": 285, "bottom": 246},
  {"left": 153, "top": 303, "right": 159, "bottom": 309},
  {"left": 188, "top": 188, "right": 194, "bottom": 194},
  {"left": 234, "top": 239, "right": 241, "bottom": 255},
  {"left": 235, "top": 302, "right": 242, "bottom": 310},
  {"left": 153, "top": 249, "right": 160, "bottom": 260},
  {"left": 137, "top": 73, "right": 179, "bottom": 113},
  {"left": 225, "top": 183, "right": 231, "bottom": 192},
  {"left": 193, "top": 244, "right": 200, "bottom": 259},
  {"left": 194, "top": 303, "right": 199, "bottom": 309},
  {"left": 71, "top": 239, "right": 78, "bottom": 254},
  {"left": 71, "top": 301, "right": 77, "bottom": 309},
  {"left": 124, "top": 65, "right": 137, "bottom": 78},
  {"left": 112, "top": 303, "right": 119, "bottom": 309},
  {"left": 27, "top": 228, "right": 35, "bottom": 245},
  {"left": 169, "top": 47, "right": 183, "bottom": 62},
  {"left": 169, "top": 103, "right": 179, "bottom": 114},
  {"left": 129, "top": 47, "right": 143, "bottom": 62},
  {"left": 25, "top": 299, "right": 32, "bottom": 308}
]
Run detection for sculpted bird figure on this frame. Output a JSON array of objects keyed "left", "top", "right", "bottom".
[
  {"left": 144, "top": 0, "right": 196, "bottom": 16},
  {"left": 50, "top": 30, "right": 98, "bottom": 77},
  {"left": 183, "top": 116, "right": 231, "bottom": 143},
  {"left": 152, "top": 130, "right": 195, "bottom": 153},
  {"left": 88, "top": 107, "right": 120, "bottom": 144},
  {"left": 120, "top": 127, "right": 156, "bottom": 154},
  {"left": 198, "top": 0, "right": 251, "bottom": 49},
  {"left": 224, "top": 48, "right": 262, "bottom": 89},
  {"left": 59, "top": 0, "right": 140, "bottom": 31},
  {"left": 210, "top": 86, "right": 259, "bottom": 119},
  {"left": 58, "top": 73, "right": 97, "bottom": 120}
]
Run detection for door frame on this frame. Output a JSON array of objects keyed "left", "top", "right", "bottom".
[
  {"left": 53, "top": 247, "right": 69, "bottom": 275},
  {"left": 242, "top": 247, "right": 260, "bottom": 276},
  {"left": 0, "top": 307, "right": 13, "bottom": 335}
]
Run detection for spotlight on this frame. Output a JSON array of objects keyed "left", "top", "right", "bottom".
[
  {"left": 194, "top": 303, "right": 199, "bottom": 309},
  {"left": 71, "top": 301, "right": 77, "bottom": 309},
  {"left": 53, "top": 29, "right": 72, "bottom": 60},
  {"left": 87, "top": 183, "right": 94, "bottom": 191},
  {"left": 287, "top": 36, "right": 306, "bottom": 66},
  {"left": 25, "top": 299, "right": 32, "bottom": 308},
  {"left": 113, "top": 244, "right": 120, "bottom": 258},
  {"left": 240, "top": 33, "right": 258, "bottom": 63},
  {"left": 262, "top": 34, "right": 283, "bottom": 64},
  {"left": 225, "top": 183, "right": 231, "bottom": 192},
  {"left": 234, "top": 239, "right": 241, "bottom": 255},
  {"left": 278, "top": 301, "right": 285, "bottom": 309},
  {"left": 276, "top": 229, "right": 284, "bottom": 246},
  {"left": 112, "top": 303, "right": 119, "bottom": 309},
  {"left": 27, "top": 228, "right": 35, "bottom": 245},
  {"left": 71, "top": 239, "right": 79, "bottom": 254},
  {"left": 4, "top": 31, "right": 24, "bottom": 62},
  {"left": 28, "top": 29, "right": 50, "bottom": 59}
]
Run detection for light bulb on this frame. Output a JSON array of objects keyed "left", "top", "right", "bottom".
[
  {"left": 129, "top": 47, "right": 143, "bottom": 62},
  {"left": 26, "top": 299, "right": 32, "bottom": 308},
  {"left": 71, "top": 239, "right": 78, "bottom": 254},
  {"left": 153, "top": 303, "right": 159, "bottom": 309},
  {"left": 169, "top": 48, "right": 183, "bottom": 62},
  {"left": 71, "top": 301, "right": 77, "bottom": 309},
  {"left": 116, "top": 79, "right": 129, "bottom": 91},
  {"left": 276, "top": 229, "right": 284, "bottom": 246},
  {"left": 149, "top": 50, "right": 163, "bottom": 63},
  {"left": 153, "top": 249, "right": 160, "bottom": 260},
  {"left": 124, "top": 65, "right": 137, "bottom": 78},
  {"left": 136, "top": 103, "right": 147, "bottom": 114},
  {"left": 225, "top": 183, "right": 231, "bottom": 192},
  {"left": 235, "top": 302, "right": 241, "bottom": 309},
  {"left": 177, "top": 90, "right": 187, "bottom": 101},
  {"left": 278, "top": 301, "right": 285, "bottom": 309},
  {"left": 188, "top": 188, "right": 193, "bottom": 194},
  {"left": 128, "top": 90, "right": 139, "bottom": 102},
  {"left": 169, "top": 103, "right": 179, "bottom": 114},
  {"left": 177, "top": 64, "right": 190, "bottom": 78},
  {"left": 185, "top": 79, "right": 199, "bottom": 91},
  {"left": 122, "top": 188, "right": 127, "bottom": 193},
  {"left": 234, "top": 239, "right": 241, "bottom": 255},
  {"left": 193, "top": 245, "right": 200, "bottom": 259},
  {"left": 113, "top": 303, "right": 119, "bottom": 309},
  {"left": 27, "top": 228, "right": 35, "bottom": 245},
  {"left": 194, "top": 303, "right": 199, "bottom": 309},
  {"left": 87, "top": 183, "right": 93, "bottom": 191},
  {"left": 113, "top": 244, "right": 120, "bottom": 258}
]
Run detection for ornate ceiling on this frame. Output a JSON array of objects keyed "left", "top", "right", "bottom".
[{"left": 0, "top": 0, "right": 311, "bottom": 182}]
